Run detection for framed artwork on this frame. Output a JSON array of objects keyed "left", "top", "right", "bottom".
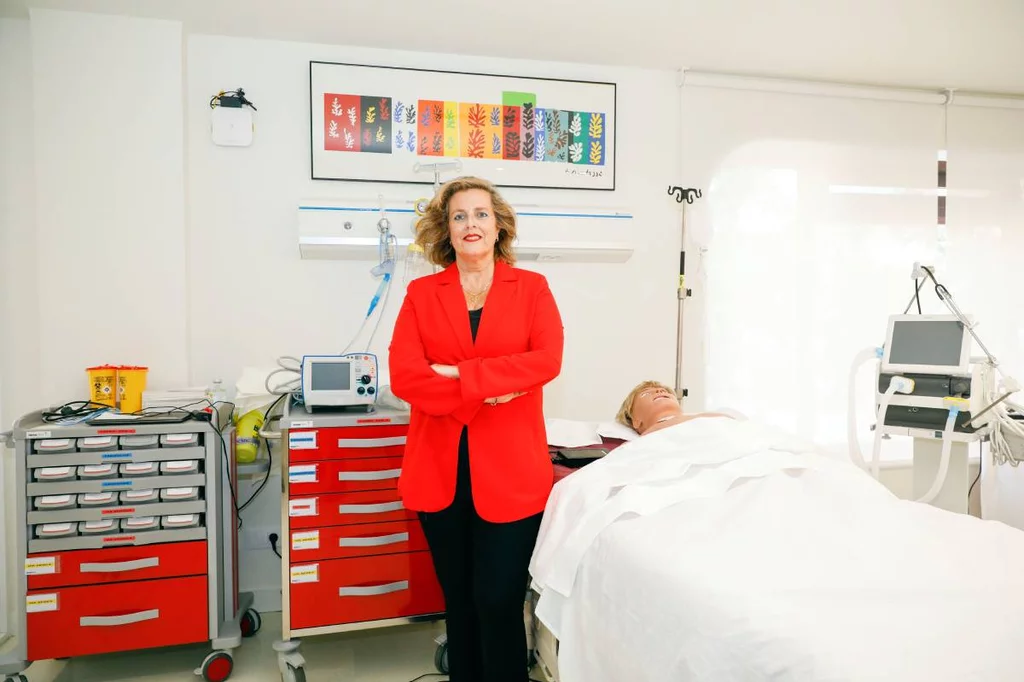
[{"left": 309, "top": 61, "right": 617, "bottom": 191}]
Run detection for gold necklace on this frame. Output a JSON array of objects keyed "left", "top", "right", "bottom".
[{"left": 462, "top": 281, "right": 491, "bottom": 308}]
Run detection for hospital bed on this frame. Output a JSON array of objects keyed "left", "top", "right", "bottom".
[{"left": 529, "top": 415, "right": 1024, "bottom": 682}]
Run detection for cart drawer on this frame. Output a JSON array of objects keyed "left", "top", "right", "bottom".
[
  {"left": 289, "top": 551, "right": 443, "bottom": 631},
  {"left": 26, "top": 575, "right": 209, "bottom": 660},
  {"left": 289, "top": 521, "right": 428, "bottom": 562},
  {"left": 288, "top": 489, "right": 416, "bottom": 530},
  {"left": 288, "top": 425, "right": 408, "bottom": 463},
  {"left": 27, "top": 540, "right": 207, "bottom": 590},
  {"left": 287, "top": 457, "right": 404, "bottom": 495}
]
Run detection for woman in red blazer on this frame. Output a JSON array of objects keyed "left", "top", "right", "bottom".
[{"left": 389, "top": 176, "right": 564, "bottom": 682}]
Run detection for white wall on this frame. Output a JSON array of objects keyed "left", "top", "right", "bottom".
[
  {"left": 28, "top": 8, "right": 189, "bottom": 403},
  {"left": 0, "top": 9, "right": 681, "bottom": 614},
  {"left": 185, "top": 33, "right": 679, "bottom": 610},
  {"left": 184, "top": 35, "right": 680, "bottom": 414},
  {"left": 0, "top": 15, "right": 37, "bottom": 640}
]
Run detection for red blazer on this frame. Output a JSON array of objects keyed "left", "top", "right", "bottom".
[{"left": 388, "top": 260, "right": 564, "bottom": 523}]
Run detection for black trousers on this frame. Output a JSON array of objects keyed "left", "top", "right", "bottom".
[{"left": 418, "top": 427, "right": 543, "bottom": 682}]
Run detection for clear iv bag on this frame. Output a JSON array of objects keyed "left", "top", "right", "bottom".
[{"left": 403, "top": 243, "right": 436, "bottom": 287}]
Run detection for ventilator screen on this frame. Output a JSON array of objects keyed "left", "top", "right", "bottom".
[
  {"left": 310, "top": 362, "right": 352, "bottom": 390},
  {"left": 889, "top": 320, "right": 965, "bottom": 367}
]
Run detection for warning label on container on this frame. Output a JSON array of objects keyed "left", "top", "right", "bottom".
[
  {"left": 290, "top": 564, "right": 319, "bottom": 584},
  {"left": 292, "top": 530, "right": 320, "bottom": 551},
  {"left": 25, "top": 557, "right": 57, "bottom": 569},
  {"left": 26, "top": 593, "right": 59, "bottom": 613},
  {"left": 25, "top": 557, "right": 57, "bottom": 575}
]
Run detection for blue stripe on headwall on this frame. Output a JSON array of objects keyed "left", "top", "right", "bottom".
[{"left": 298, "top": 206, "right": 633, "bottom": 220}]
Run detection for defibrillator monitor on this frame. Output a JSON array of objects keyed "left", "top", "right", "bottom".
[
  {"left": 301, "top": 353, "right": 378, "bottom": 411},
  {"left": 881, "top": 315, "right": 972, "bottom": 376}
]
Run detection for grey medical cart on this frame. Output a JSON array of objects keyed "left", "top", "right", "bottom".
[{"left": 0, "top": 407, "right": 258, "bottom": 682}]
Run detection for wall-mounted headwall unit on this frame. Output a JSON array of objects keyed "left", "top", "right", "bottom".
[{"left": 296, "top": 199, "right": 635, "bottom": 263}]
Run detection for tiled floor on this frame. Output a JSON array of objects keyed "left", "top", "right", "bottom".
[{"left": 17, "top": 612, "right": 450, "bottom": 682}]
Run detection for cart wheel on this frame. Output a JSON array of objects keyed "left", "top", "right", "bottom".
[
  {"left": 201, "top": 651, "right": 234, "bottom": 682},
  {"left": 434, "top": 641, "right": 449, "bottom": 674},
  {"left": 241, "top": 608, "right": 262, "bottom": 637},
  {"left": 282, "top": 664, "right": 306, "bottom": 682}
]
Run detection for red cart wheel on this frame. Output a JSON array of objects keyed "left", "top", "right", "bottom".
[
  {"left": 241, "top": 608, "right": 262, "bottom": 638},
  {"left": 200, "top": 651, "right": 234, "bottom": 682}
]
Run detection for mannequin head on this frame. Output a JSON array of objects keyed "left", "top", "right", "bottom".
[{"left": 616, "top": 380, "right": 683, "bottom": 435}]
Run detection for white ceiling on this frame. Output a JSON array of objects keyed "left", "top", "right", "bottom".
[{"left": 4, "top": 0, "right": 1024, "bottom": 95}]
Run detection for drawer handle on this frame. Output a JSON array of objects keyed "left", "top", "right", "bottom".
[
  {"left": 336, "top": 437, "right": 406, "bottom": 449},
  {"left": 338, "top": 468, "right": 401, "bottom": 482},
  {"left": 339, "top": 532, "right": 409, "bottom": 548},
  {"left": 80, "top": 609, "right": 159, "bottom": 627},
  {"left": 339, "top": 501, "right": 404, "bottom": 515},
  {"left": 339, "top": 580, "right": 409, "bottom": 597},
  {"left": 80, "top": 557, "right": 160, "bottom": 573}
]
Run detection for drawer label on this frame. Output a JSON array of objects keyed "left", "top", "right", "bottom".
[
  {"left": 26, "top": 593, "right": 59, "bottom": 613},
  {"left": 288, "top": 498, "right": 318, "bottom": 517},
  {"left": 25, "top": 557, "right": 57, "bottom": 576},
  {"left": 290, "top": 420, "right": 314, "bottom": 428},
  {"left": 26, "top": 430, "right": 52, "bottom": 439},
  {"left": 289, "top": 431, "right": 318, "bottom": 450},
  {"left": 290, "top": 564, "right": 319, "bottom": 584},
  {"left": 289, "top": 465, "right": 318, "bottom": 484},
  {"left": 292, "top": 530, "right": 320, "bottom": 551}
]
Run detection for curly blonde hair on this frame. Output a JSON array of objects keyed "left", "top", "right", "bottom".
[
  {"left": 615, "top": 380, "right": 676, "bottom": 429},
  {"left": 415, "top": 176, "right": 518, "bottom": 267}
]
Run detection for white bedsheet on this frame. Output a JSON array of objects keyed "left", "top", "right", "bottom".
[{"left": 529, "top": 417, "right": 1024, "bottom": 682}]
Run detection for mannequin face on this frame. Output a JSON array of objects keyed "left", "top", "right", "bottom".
[{"left": 629, "top": 384, "right": 683, "bottom": 434}]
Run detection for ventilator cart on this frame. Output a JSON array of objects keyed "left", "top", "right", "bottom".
[
  {"left": 273, "top": 398, "right": 446, "bottom": 682},
  {"left": 0, "top": 406, "right": 258, "bottom": 682}
]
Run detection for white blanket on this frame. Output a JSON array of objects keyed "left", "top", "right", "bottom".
[{"left": 529, "top": 417, "right": 1024, "bottom": 682}]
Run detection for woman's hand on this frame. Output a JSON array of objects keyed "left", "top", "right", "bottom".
[
  {"left": 430, "top": 364, "right": 459, "bottom": 379},
  {"left": 484, "top": 391, "right": 527, "bottom": 406}
]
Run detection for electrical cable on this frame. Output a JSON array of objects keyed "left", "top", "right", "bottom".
[
  {"left": 968, "top": 439, "right": 983, "bottom": 510},
  {"left": 41, "top": 401, "right": 115, "bottom": 423},
  {"left": 239, "top": 393, "right": 287, "bottom": 512},
  {"left": 902, "top": 277, "right": 924, "bottom": 315}
]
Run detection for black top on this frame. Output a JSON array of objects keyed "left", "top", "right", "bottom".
[{"left": 468, "top": 307, "right": 483, "bottom": 343}]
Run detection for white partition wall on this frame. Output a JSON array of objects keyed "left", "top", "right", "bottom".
[
  {"left": 679, "top": 75, "right": 947, "bottom": 458},
  {"left": 943, "top": 103, "right": 1024, "bottom": 526}
]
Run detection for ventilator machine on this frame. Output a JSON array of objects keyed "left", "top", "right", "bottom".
[{"left": 849, "top": 263, "right": 1024, "bottom": 513}]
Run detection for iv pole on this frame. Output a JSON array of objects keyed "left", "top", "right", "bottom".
[{"left": 668, "top": 185, "right": 701, "bottom": 402}]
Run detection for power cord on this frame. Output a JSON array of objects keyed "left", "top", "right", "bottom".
[
  {"left": 968, "top": 439, "right": 983, "bottom": 511},
  {"left": 269, "top": 532, "right": 281, "bottom": 558},
  {"left": 41, "top": 401, "right": 116, "bottom": 423},
  {"left": 239, "top": 394, "right": 287, "bottom": 512},
  {"left": 210, "top": 87, "right": 257, "bottom": 110},
  {"left": 205, "top": 402, "right": 243, "bottom": 529}
]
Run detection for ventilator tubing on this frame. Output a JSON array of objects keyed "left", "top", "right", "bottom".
[
  {"left": 870, "top": 383, "right": 901, "bottom": 480},
  {"left": 916, "top": 408, "right": 959, "bottom": 504},
  {"left": 848, "top": 347, "right": 882, "bottom": 472}
]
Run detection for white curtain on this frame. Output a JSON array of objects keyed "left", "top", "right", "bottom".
[
  {"left": 682, "top": 79, "right": 1024, "bottom": 522},
  {"left": 683, "top": 82, "right": 944, "bottom": 459},
  {"left": 944, "top": 103, "right": 1024, "bottom": 525}
]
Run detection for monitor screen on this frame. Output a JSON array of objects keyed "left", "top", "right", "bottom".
[
  {"left": 888, "top": 319, "right": 966, "bottom": 368},
  {"left": 310, "top": 361, "right": 351, "bottom": 391}
]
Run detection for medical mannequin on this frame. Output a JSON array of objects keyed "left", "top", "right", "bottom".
[{"left": 616, "top": 380, "right": 732, "bottom": 436}]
